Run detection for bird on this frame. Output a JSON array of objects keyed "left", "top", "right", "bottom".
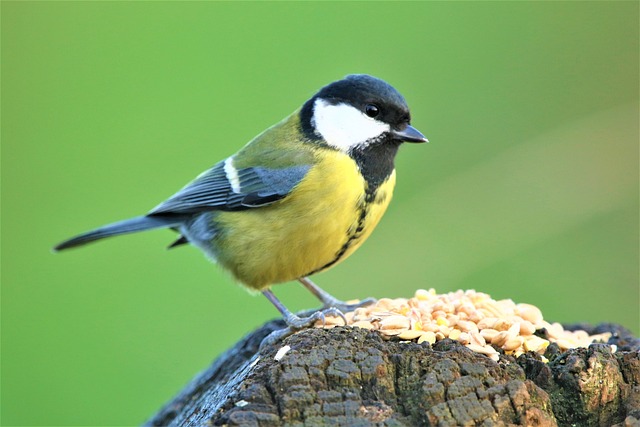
[{"left": 54, "top": 74, "right": 427, "bottom": 330}]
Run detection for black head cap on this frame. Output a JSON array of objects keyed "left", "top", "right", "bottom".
[
  {"left": 317, "top": 74, "right": 409, "bottom": 123},
  {"left": 301, "top": 74, "right": 421, "bottom": 141}
]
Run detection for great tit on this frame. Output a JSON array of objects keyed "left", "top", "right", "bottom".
[{"left": 55, "top": 74, "right": 427, "bottom": 329}]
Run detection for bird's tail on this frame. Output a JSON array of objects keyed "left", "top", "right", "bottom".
[{"left": 54, "top": 215, "right": 184, "bottom": 251}]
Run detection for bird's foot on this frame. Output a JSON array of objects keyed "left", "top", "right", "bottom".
[
  {"left": 259, "top": 307, "right": 348, "bottom": 350},
  {"left": 325, "top": 297, "right": 377, "bottom": 313},
  {"left": 283, "top": 306, "right": 348, "bottom": 330},
  {"left": 260, "top": 327, "right": 295, "bottom": 350}
]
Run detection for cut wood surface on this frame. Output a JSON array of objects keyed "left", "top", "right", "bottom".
[{"left": 146, "top": 320, "right": 639, "bottom": 427}]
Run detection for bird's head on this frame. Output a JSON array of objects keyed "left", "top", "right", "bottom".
[{"left": 301, "top": 74, "right": 427, "bottom": 153}]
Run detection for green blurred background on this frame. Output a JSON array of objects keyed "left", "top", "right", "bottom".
[{"left": 2, "top": 2, "right": 638, "bottom": 425}]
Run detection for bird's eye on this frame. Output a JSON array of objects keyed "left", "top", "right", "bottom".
[{"left": 365, "top": 104, "right": 380, "bottom": 118}]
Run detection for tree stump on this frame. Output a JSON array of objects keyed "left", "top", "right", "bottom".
[{"left": 146, "top": 320, "right": 639, "bottom": 426}]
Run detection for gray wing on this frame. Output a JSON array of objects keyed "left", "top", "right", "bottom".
[{"left": 148, "top": 158, "right": 311, "bottom": 215}]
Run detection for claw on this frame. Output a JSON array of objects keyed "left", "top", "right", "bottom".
[
  {"left": 321, "top": 307, "right": 348, "bottom": 326},
  {"left": 260, "top": 327, "right": 295, "bottom": 351},
  {"left": 283, "top": 307, "right": 347, "bottom": 330},
  {"left": 331, "top": 297, "right": 376, "bottom": 313}
]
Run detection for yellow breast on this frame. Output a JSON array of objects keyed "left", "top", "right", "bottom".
[{"left": 213, "top": 149, "right": 396, "bottom": 290}]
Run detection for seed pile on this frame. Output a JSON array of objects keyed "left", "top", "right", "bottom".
[{"left": 315, "top": 289, "right": 613, "bottom": 362}]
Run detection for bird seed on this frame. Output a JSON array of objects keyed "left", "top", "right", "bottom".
[{"left": 315, "top": 288, "right": 613, "bottom": 362}]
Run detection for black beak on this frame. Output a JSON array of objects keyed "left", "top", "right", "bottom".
[{"left": 392, "top": 125, "right": 428, "bottom": 143}]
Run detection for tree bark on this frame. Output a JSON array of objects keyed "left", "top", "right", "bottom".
[{"left": 146, "top": 321, "right": 639, "bottom": 427}]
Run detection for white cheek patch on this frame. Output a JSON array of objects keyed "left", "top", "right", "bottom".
[{"left": 312, "top": 98, "right": 390, "bottom": 152}]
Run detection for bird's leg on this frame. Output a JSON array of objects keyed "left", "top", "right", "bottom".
[
  {"left": 259, "top": 290, "right": 348, "bottom": 350},
  {"left": 298, "top": 277, "right": 376, "bottom": 312},
  {"left": 261, "top": 289, "right": 347, "bottom": 330}
]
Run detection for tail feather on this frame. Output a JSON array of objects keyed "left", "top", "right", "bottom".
[{"left": 54, "top": 215, "right": 184, "bottom": 251}]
